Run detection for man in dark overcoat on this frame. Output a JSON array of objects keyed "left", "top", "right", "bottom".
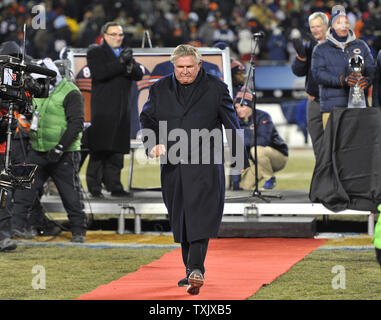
[
  {"left": 140, "top": 44, "right": 248, "bottom": 295},
  {"left": 86, "top": 22, "right": 143, "bottom": 197}
]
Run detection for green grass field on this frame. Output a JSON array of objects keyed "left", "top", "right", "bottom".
[
  {"left": 2, "top": 147, "right": 380, "bottom": 300},
  {"left": 79, "top": 148, "right": 317, "bottom": 191}
]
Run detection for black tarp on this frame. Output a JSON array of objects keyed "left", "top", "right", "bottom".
[{"left": 309, "top": 107, "right": 381, "bottom": 212}]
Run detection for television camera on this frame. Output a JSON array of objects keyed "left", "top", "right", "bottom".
[{"left": 0, "top": 53, "right": 57, "bottom": 207}]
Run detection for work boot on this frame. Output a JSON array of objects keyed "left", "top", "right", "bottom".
[
  {"left": 0, "top": 238, "right": 17, "bottom": 252},
  {"left": 36, "top": 217, "right": 62, "bottom": 236},
  {"left": 71, "top": 233, "right": 86, "bottom": 243}
]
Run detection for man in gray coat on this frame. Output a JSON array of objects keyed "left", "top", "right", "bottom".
[{"left": 140, "top": 44, "right": 248, "bottom": 295}]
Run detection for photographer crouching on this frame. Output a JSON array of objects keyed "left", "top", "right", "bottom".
[{"left": 11, "top": 58, "right": 87, "bottom": 243}]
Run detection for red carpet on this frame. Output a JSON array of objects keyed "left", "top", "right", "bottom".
[{"left": 77, "top": 238, "right": 326, "bottom": 300}]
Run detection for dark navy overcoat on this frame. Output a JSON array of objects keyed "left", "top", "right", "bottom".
[
  {"left": 86, "top": 42, "right": 143, "bottom": 153},
  {"left": 140, "top": 68, "right": 248, "bottom": 243}
]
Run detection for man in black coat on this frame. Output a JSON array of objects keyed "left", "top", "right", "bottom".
[
  {"left": 291, "top": 11, "right": 328, "bottom": 158},
  {"left": 86, "top": 22, "right": 143, "bottom": 198},
  {"left": 140, "top": 44, "right": 248, "bottom": 295}
]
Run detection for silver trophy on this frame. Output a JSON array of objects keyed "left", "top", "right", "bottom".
[{"left": 348, "top": 55, "right": 366, "bottom": 108}]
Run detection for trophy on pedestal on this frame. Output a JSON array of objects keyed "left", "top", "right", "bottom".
[{"left": 348, "top": 54, "right": 366, "bottom": 108}]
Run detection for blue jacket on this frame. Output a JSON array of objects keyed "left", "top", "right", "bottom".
[
  {"left": 291, "top": 38, "right": 320, "bottom": 100},
  {"left": 311, "top": 29, "right": 376, "bottom": 113},
  {"left": 240, "top": 109, "right": 288, "bottom": 157},
  {"left": 372, "top": 50, "right": 381, "bottom": 108}
]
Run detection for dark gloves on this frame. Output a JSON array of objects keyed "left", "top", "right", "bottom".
[
  {"left": 47, "top": 144, "right": 64, "bottom": 163},
  {"left": 119, "top": 48, "right": 133, "bottom": 65},
  {"left": 292, "top": 38, "right": 306, "bottom": 59},
  {"left": 119, "top": 48, "right": 135, "bottom": 73}
]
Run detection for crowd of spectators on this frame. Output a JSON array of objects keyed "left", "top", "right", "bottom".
[{"left": 1, "top": 0, "right": 381, "bottom": 63}]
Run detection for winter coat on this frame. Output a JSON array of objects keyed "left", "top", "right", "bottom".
[
  {"left": 291, "top": 38, "right": 320, "bottom": 100},
  {"left": 372, "top": 50, "right": 381, "bottom": 108},
  {"left": 311, "top": 29, "right": 376, "bottom": 113},
  {"left": 86, "top": 42, "right": 143, "bottom": 153},
  {"left": 240, "top": 110, "right": 288, "bottom": 157},
  {"left": 140, "top": 68, "right": 249, "bottom": 243}
]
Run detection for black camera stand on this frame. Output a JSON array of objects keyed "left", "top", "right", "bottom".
[
  {"left": 0, "top": 102, "right": 15, "bottom": 208},
  {"left": 240, "top": 34, "right": 283, "bottom": 203}
]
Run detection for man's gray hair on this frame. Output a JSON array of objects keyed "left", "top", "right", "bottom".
[
  {"left": 308, "top": 12, "right": 329, "bottom": 26},
  {"left": 170, "top": 44, "right": 202, "bottom": 64}
]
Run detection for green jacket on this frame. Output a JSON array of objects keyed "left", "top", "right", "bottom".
[
  {"left": 373, "top": 210, "right": 381, "bottom": 249},
  {"left": 30, "top": 79, "right": 82, "bottom": 152}
]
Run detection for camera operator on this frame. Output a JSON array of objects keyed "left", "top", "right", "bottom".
[
  {"left": 86, "top": 22, "right": 143, "bottom": 198},
  {"left": 0, "top": 41, "right": 61, "bottom": 239},
  {"left": 11, "top": 58, "right": 87, "bottom": 243},
  {"left": 291, "top": 12, "right": 328, "bottom": 158},
  {"left": 0, "top": 41, "right": 34, "bottom": 249}
]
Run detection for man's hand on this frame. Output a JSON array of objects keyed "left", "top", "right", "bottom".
[
  {"left": 149, "top": 144, "right": 166, "bottom": 158},
  {"left": 47, "top": 144, "right": 64, "bottom": 163},
  {"left": 119, "top": 48, "right": 133, "bottom": 65},
  {"left": 292, "top": 38, "right": 306, "bottom": 59}
]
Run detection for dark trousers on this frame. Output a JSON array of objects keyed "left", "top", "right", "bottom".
[
  {"left": 181, "top": 238, "right": 209, "bottom": 276},
  {"left": 86, "top": 151, "right": 124, "bottom": 194},
  {"left": 11, "top": 150, "right": 87, "bottom": 235},
  {"left": 180, "top": 218, "right": 209, "bottom": 276},
  {"left": 9, "top": 138, "right": 46, "bottom": 229},
  {"left": 306, "top": 99, "right": 324, "bottom": 158}
]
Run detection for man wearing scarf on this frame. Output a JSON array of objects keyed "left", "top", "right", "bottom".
[{"left": 311, "top": 5, "right": 376, "bottom": 129}]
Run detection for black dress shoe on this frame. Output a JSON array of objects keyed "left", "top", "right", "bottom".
[
  {"left": 186, "top": 269, "right": 204, "bottom": 295},
  {"left": 111, "top": 190, "right": 130, "bottom": 197},
  {"left": 177, "top": 277, "right": 188, "bottom": 287}
]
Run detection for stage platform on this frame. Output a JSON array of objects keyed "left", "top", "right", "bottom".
[{"left": 40, "top": 189, "right": 375, "bottom": 236}]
